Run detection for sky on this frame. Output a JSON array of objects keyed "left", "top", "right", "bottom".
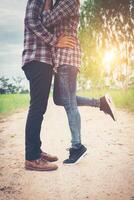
[
  {"left": 0, "top": 0, "right": 27, "bottom": 79},
  {"left": 0, "top": 0, "right": 85, "bottom": 81}
]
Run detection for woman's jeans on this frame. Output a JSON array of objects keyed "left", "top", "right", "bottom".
[{"left": 53, "top": 65, "right": 100, "bottom": 149}]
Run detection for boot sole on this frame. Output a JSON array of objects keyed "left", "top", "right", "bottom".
[
  {"left": 25, "top": 166, "right": 58, "bottom": 171},
  {"left": 105, "top": 94, "right": 117, "bottom": 121}
]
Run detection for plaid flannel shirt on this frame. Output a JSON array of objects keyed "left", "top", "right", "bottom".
[
  {"left": 22, "top": 0, "right": 57, "bottom": 68},
  {"left": 42, "top": 0, "right": 81, "bottom": 72}
]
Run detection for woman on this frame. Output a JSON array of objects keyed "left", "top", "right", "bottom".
[{"left": 42, "top": 0, "right": 116, "bottom": 164}]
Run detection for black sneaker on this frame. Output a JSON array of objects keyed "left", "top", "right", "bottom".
[
  {"left": 100, "top": 94, "right": 116, "bottom": 121},
  {"left": 63, "top": 145, "right": 87, "bottom": 164}
]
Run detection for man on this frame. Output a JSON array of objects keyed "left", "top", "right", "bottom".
[{"left": 22, "top": 0, "right": 76, "bottom": 171}]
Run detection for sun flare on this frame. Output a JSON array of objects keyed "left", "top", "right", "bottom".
[
  {"left": 103, "top": 49, "right": 116, "bottom": 73},
  {"left": 103, "top": 50, "right": 115, "bottom": 64}
]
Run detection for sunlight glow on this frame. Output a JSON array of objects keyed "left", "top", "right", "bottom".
[
  {"left": 103, "top": 49, "right": 116, "bottom": 73},
  {"left": 105, "top": 64, "right": 111, "bottom": 73},
  {"left": 104, "top": 50, "right": 115, "bottom": 64}
]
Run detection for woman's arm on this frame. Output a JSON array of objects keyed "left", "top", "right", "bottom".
[
  {"left": 42, "top": 0, "right": 79, "bottom": 28},
  {"left": 25, "top": 0, "right": 57, "bottom": 46},
  {"left": 25, "top": 0, "right": 76, "bottom": 48}
]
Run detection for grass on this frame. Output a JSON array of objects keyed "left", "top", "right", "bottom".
[
  {"left": 0, "top": 88, "right": 134, "bottom": 118},
  {"left": 0, "top": 94, "right": 29, "bottom": 118},
  {"left": 78, "top": 88, "right": 134, "bottom": 112}
]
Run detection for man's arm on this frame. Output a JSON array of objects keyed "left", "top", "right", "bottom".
[
  {"left": 42, "top": 0, "right": 78, "bottom": 28},
  {"left": 25, "top": 0, "right": 57, "bottom": 46}
]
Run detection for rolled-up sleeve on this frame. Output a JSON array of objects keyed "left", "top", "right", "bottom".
[{"left": 25, "top": 0, "right": 57, "bottom": 46}]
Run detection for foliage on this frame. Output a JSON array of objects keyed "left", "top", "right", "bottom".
[
  {"left": 0, "top": 76, "right": 28, "bottom": 94},
  {"left": 79, "top": 0, "right": 134, "bottom": 88}
]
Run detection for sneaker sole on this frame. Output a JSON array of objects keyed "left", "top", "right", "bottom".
[
  {"left": 63, "top": 150, "right": 88, "bottom": 166},
  {"left": 105, "top": 94, "right": 117, "bottom": 121}
]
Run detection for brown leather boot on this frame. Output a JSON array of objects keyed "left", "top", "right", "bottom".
[
  {"left": 25, "top": 158, "right": 58, "bottom": 171},
  {"left": 41, "top": 152, "right": 58, "bottom": 162}
]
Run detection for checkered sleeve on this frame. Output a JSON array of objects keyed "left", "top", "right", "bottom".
[
  {"left": 25, "top": 0, "right": 57, "bottom": 46},
  {"left": 42, "top": 0, "right": 78, "bottom": 27}
]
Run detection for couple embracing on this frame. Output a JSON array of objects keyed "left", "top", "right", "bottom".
[{"left": 22, "top": 0, "right": 116, "bottom": 171}]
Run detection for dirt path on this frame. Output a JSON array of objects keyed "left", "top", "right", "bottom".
[{"left": 0, "top": 98, "right": 134, "bottom": 200}]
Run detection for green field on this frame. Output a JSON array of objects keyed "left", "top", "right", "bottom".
[
  {"left": 78, "top": 88, "right": 134, "bottom": 112},
  {"left": 0, "top": 94, "right": 29, "bottom": 118},
  {"left": 0, "top": 89, "right": 134, "bottom": 118}
]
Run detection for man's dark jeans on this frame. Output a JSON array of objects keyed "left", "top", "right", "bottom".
[{"left": 23, "top": 61, "right": 53, "bottom": 160}]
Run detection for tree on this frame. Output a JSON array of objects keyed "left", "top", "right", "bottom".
[
  {"left": 79, "top": 0, "right": 134, "bottom": 88},
  {"left": 0, "top": 76, "right": 27, "bottom": 94},
  {"left": 0, "top": 77, "right": 11, "bottom": 94},
  {"left": 13, "top": 77, "right": 24, "bottom": 93}
]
